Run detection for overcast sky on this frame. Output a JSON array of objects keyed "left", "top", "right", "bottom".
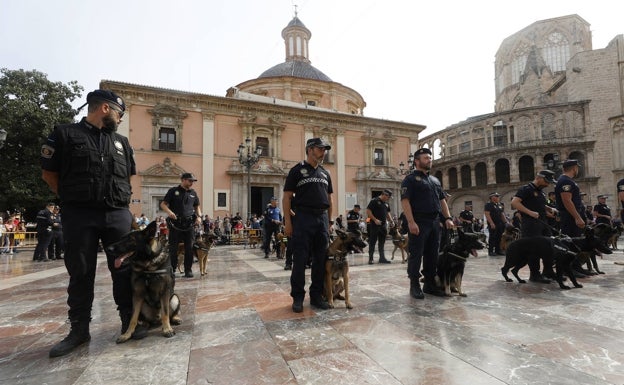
[{"left": 2, "top": 0, "right": 622, "bottom": 136}]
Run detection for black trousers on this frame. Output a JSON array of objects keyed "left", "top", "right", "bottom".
[
  {"left": 488, "top": 223, "right": 504, "bottom": 253},
  {"left": 61, "top": 206, "right": 133, "bottom": 322},
  {"left": 168, "top": 227, "right": 195, "bottom": 273},
  {"left": 290, "top": 211, "right": 328, "bottom": 300},
  {"left": 368, "top": 223, "right": 387, "bottom": 260},
  {"left": 407, "top": 218, "right": 440, "bottom": 282},
  {"left": 48, "top": 230, "right": 64, "bottom": 259},
  {"left": 33, "top": 230, "right": 52, "bottom": 260}
]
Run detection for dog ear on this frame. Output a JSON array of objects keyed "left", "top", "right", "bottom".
[{"left": 144, "top": 221, "right": 158, "bottom": 237}]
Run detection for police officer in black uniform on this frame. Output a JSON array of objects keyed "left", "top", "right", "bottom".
[
  {"left": 42, "top": 89, "right": 137, "bottom": 358},
  {"left": 366, "top": 190, "right": 394, "bottom": 264},
  {"left": 346, "top": 204, "right": 362, "bottom": 233},
  {"left": 283, "top": 137, "right": 333, "bottom": 313},
  {"left": 262, "top": 197, "right": 282, "bottom": 258},
  {"left": 511, "top": 169, "right": 557, "bottom": 282},
  {"left": 555, "top": 159, "right": 585, "bottom": 237},
  {"left": 484, "top": 192, "right": 507, "bottom": 256},
  {"left": 458, "top": 204, "right": 475, "bottom": 232},
  {"left": 593, "top": 195, "right": 613, "bottom": 225},
  {"left": 33, "top": 202, "right": 55, "bottom": 261},
  {"left": 161, "top": 173, "right": 203, "bottom": 278},
  {"left": 48, "top": 205, "right": 64, "bottom": 260},
  {"left": 401, "top": 148, "right": 453, "bottom": 299}
]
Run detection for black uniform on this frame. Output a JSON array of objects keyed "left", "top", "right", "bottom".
[
  {"left": 284, "top": 160, "right": 333, "bottom": 303},
  {"left": 514, "top": 182, "right": 552, "bottom": 237},
  {"left": 262, "top": 204, "right": 282, "bottom": 258},
  {"left": 48, "top": 210, "right": 64, "bottom": 259},
  {"left": 366, "top": 196, "right": 391, "bottom": 262},
  {"left": 459, "top": 209, "right": 474, "bottom": 232},
  {"left": 401, "top": 170, "right": 444, "bottom": 284},
  {"left": 41, "top": 117, "right": 136, "bottom": 324},
  {"left": 163, "top": 185, "right": 200, "bottom": 274},
  {"left": 485, "top": 200, "right": 505, "bottom": 254},
  {"left": 593, "top": 202, "right": 612, "bottom": 225},
  {"left": 33, "top": 207, "right": 54, "bottom": 261},
  {"left": 346, "top": 209, "right": 361, "bottom": 232},
  {"left": 555, "top": 175, "right": 584, "bottom": 237}
]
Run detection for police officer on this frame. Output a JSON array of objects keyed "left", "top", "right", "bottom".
[
  {"left": 48, "top": 205, "right": 64, "bottom": 260},
  {"left": 618, "top": 178, "right": 624, "bottom": 223},
  {"left": 593, "top": 195, "right": 613, "bottom": 225},
  {"left": 283, "top": 137, "right": 333, "bottom": 313},
  {"left": 401, "top": 147, "right": 453, "bottom": 299},
  {"left": 484, "top": 192, "right": 507, "bottom": 256},
  {"left": 458, "top": 204, "right": 475, "bottom": 232},
  {"left": 161, "top": 173, "right": 203, "bottom": 278},
  {"left": 33, "top": 202, "right": 55, "bottom": 262},
  {"left": 366, "top": 190, "right": 394, "bottom": 264},
  {"left": 510, "top": 169, "right": 557, "bottom": 283},
  {"left": 346, "top": 204, "right": 362, "bottom": 233},
  {"left": 42, "top": 89, "right": 137, "bottom": 358},
  {"left": 262, "top": 197, "right": 282, "bottom": 258},
  {"left": 555, "top": 159, "right": 585, "bottom": 237}
]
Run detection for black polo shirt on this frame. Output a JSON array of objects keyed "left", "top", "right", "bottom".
[
  {"left": 594, "top": 203, "right": 612, "bottom": 225},
  {"left": 346, "top": 209, "right": 361, "bottom": 231},
  {"left": 400, "top": 170, "right": 444, "bottom": 216},
  {"left": 284, "top": 160, "right": 333, "bottom": 210},
  {"left": 367, "top": 197, "right": 390, "bottom": 224},
  {"left": 484, "top": 201, "right": 505, "bottom": 225},
  {"left": 162, "top": 185, "right": 200, "bottom": 218},
  {"left": 555, "top": 174, "right": 584, "bottom": 217},
  {"left": 514, "top": 182, "right": 547, "bottom": 219}
]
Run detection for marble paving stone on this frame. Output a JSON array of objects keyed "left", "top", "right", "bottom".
[{"left": 1, "top": 243, "right": 624, "bottom": 384}]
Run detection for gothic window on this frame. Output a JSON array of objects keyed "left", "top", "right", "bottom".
[
  {"left": 460, "top": 165, "right": 472, "bottom": 188},
  {"left": 495, "top": 159, "right": 510, "bottom": 183},
  {"left": 374, "top": 148, "right": 384, "bottom": 166},
  {"left": 475, "top": 162, "right": 487, "bottom": 186},
  {"left": 159, "top": 127, "right": 176, "bottom": 151},
  {"left": 518, "top": 155, "right": 534, "bottom": 182},
  {"left": 511, "top": 43, "right": 529, "bottom": 85},
  {"left": 493, "top": 124, "right": 508, "bottom": 146},
  {"left": 542, "top": 32, "right": 570, "bottom": 73}
]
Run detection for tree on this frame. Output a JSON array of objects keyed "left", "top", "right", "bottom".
[{"left": 0, "top": 68, "right": 83, "bottom": 220}]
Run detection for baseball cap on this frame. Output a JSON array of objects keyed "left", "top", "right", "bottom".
[{"left": 181, "top": 173, "right": 197, "bottom": 181}]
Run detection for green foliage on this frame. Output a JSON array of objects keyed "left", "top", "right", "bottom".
[{"left": 0, "top": 68, "right": 83, "bottom": 220}]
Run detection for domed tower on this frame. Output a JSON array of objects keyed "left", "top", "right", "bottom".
[{"left": 231, "top": 15, "right": 366, "bottom": 115}]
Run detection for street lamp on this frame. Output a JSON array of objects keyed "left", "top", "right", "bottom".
[
  {"left": 0, "top": 128, "right": 7, "bottom": 149},
  {"left": 237, "top": 137, "right": 262, "bottom": 219},
  {"left": 398, "top": 153, "right": 414, "bottom": 175},
  {"left": 544, "top": 153, "right": 561, "bottom": 178}
]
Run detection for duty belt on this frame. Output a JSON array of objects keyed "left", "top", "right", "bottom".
[{"left": 413, "top": 212, "right": 439, "bottom": 220}]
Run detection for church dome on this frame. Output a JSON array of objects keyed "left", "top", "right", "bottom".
[{"left": 259, "top": 61, "right": 332, "bottom": 81}]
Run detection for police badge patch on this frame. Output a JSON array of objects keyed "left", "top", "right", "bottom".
[
  {"left": 114, "top": 141, "right": 124, "bottom": 152},
  {"left": 41, "top": 144, "right": 55, "bottom": 159},
  {"left": 562, "top": 185, "right": 571, "bottom": 191}
]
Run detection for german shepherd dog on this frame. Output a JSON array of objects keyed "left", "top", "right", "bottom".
[
  {"left": 325, "top": 229, "right": 367, "bottom": 309},
  {"left": 607, "top": 222, "right": 623, "bottom": 250},
  {"left": 500, "top": 224, "right": 520, "bottom": 252},
  {"left": 579, "top": 223, "right": 618, "bottom": 274},
  {"left": 107, "top": 221, "right": 180, "bottom": 343},
  {"left": 388, "top": 225, "right": 408, "bottom": 263},
  {"left": 436, "top": 229, "right": 484, "bottom": 296},
  {"left": 176, "top": 232, "right": 218, "bottom": 276}
]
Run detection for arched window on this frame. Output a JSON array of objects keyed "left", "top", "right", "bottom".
[
  {"left": 518, "top": 155, "right": 534, "bottom": 182},
  {"left": 461, "top": 165, "right": 472, "bottom": 188},
  {"left": 542, "top": 31, "right": 569, "bottom": 72},
  {"left": 448, "top": 168, "right": 458, "bottom": 189},
  {"left": 475, "top": 162, "right": 487, "bottom": 186},
  {"left": 495, "top": 159, "right": 510, "bottom": 184}
]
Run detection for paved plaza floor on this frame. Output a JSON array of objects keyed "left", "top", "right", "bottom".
[{"left": 2, "top": 241, "right": 624, "bottom": 385}]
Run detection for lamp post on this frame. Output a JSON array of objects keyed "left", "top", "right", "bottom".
[
  {"left": 0, "top": 128, "right": 7, "bottom": 149},
  {"left": 544, "top": 153, "right": 560, "bottom": 178},
  {"left": 398, "top": 153, "right": 415, "bottom": 175},
  {"left": 237, "top": 137, "right": 262, "bottom": 220}
]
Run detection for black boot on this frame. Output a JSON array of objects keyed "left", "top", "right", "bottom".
[
  {"left": 49, "top": 320, "right": 91, "bottom": 358},
  {"left": 422, "top": 279, "right": 445, "bottom": 297},
  {"left": 368, "top": 256, "right": 374, "bottom": 265},
  {"left": 410, "top": 279, "right": 424, "bottom": 299}
]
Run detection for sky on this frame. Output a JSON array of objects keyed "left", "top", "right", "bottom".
[{"left": 1, "top": 0, "right": 622, "bottom": 136}]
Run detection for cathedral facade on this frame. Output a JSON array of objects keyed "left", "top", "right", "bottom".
[
  {"left": 101, "top": 16, "right": 424, "bottom": 220},
  {"left": 419, "top": 15, "right": 624, "bottom": 218}
]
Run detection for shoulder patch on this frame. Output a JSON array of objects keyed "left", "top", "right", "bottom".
[
  {"left": 562, "top": 185, "right": 571, "bottom": 192},
  {"left": 41, "top": 144, "right": 55, "bottom": 159},
  {"left": 619, "top": 184, "right": 624, "bottom": 191}
]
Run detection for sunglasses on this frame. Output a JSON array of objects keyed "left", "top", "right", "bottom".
[{"left": 108, "top": 104, "right": 124, "bottom": 118}]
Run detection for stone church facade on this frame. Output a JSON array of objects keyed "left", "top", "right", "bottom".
[
  {"left": 101, "top": 15, "right": 424, "bottom": 220},
  {"left": 419, "top": 15, "right": 624, "bottom": 219}
]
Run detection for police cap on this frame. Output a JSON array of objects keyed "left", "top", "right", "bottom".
[
  {"left": 306, "top": 137, "right": 331, "bottom": 150},
  {"left": 413, "top": 148, "right": 432, "bottom": 158},
  {"left": 536, "top": 169, "right": 556, "bottom": 184},
  {"left": 489, "top": 192, "right": 501, "bottom": 198},
  {"left": 86, "top": 89, "right": 126, "bottom": 112},
  {"left": 353, "top": 204, "right": 361, "bottom": 209},
  {"left": 383, "top": 189, "right": 393, "bottom": 197},
  {"left": 598, "top": 194, "right": 608, "bottom": 199},
  {"left": 562, "top": 159, "right": 581, "bottom": 169},
  {"left": 181, "top": 172, "right": 197, "bottom": 181}
]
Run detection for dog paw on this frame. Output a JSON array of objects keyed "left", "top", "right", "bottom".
[
  {"left": 574, "top": 283, "right": 583, "bottom": 288},
  {"left": 345, "top": 303, "right": 353, "bottom": 309},
  {"left": 162, "top": 329, "right": 175, "bottom": 338},
  {"left": 504, "top": 278, "right": 513, "bottom": 282},
  {"left": 116, "top": 334, "right": 132, "bottom": 344},
  {"left": 560, "top": 285, "right": 571, "bottom": 290},
  {"left": 459, "top": 293, "right": 467, "bottom": 297},
  {"left": 598, "top": 271, "right": 605, "bottom": 274},
  {"left": 518, "top": 279, "right": 526, "bottom": 284}
]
